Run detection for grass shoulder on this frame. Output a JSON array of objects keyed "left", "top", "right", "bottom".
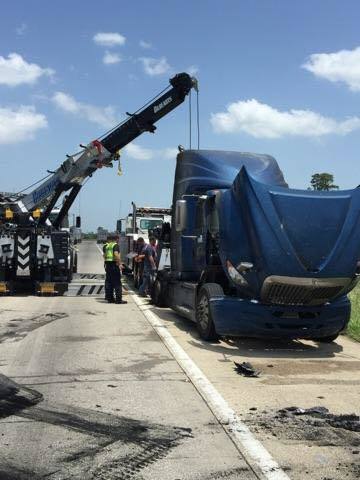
[{"left": 348, "top": 285, "right": 360, "bottom": 342}]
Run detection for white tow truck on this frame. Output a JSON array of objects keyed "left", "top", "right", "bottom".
[
  {"left": 0, "top": 72, "right": 197, "bottom": 295},
  {"left": 119, "top": 203, "right": 171, "bottom": 287}
]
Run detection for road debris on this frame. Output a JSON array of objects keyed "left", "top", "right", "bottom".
[
  {"left": 278, "top": 406, "right": 360, "bottom": 432},
  {"left": 234, "top": 361, "right": 260, "bottom": 377}
]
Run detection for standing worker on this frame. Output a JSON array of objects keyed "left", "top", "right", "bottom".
[
  {"left": 138, "top": 236, "right": 157, "bottom": 297},
  {"left": 103, "top": 233, "right": 127, "bottom": 304},
  {"left": 134, "top": 237, "right": 145, "bottom": 289}
]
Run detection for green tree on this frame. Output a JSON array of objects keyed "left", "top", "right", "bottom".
[{"left": 310, "top": 173, "right": 339, "bottom": 191}]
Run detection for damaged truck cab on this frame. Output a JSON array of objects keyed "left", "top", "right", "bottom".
[{"left": 152, "top": 150, "right": 360, "bottom": 342}]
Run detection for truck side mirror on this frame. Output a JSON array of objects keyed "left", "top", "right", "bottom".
[
  {"left": 76, "top": 216, "right": 81, "bottom": 228},
  {"left": 175, "top": 200, "right": 187, "bottom": 232}
]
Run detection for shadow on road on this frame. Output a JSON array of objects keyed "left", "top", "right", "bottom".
[{"left": 149, "top": 304, "right": 344, "bottom": 359}]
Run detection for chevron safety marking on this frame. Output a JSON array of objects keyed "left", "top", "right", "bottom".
[
  {"left": 65, "top": 284, "right": 105, "bottom": 296},
  {"left": 18, "top": 236, "right": 30, "bottom": 247},
  {"left": 17, "top": 246, "right": 29, "bottom": 256},
  {"left": 16, "top": 235, "right": 30, "bottom": 275}
]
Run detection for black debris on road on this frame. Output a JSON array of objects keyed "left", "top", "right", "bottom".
[{"left": 234, "top": 361, "right": 261, "bottom": 377}]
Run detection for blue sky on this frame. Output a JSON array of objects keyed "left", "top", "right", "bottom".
[{"left": 1, "top": 0, "right": 360, "bottom": 230}]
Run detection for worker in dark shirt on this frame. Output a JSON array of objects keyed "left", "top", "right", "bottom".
[
  {"left": 138, "top": 236, "right": 157, "bottom": 296},
  {"left": 133, "top": 237, "right": 145, "bottom": 288},
  {"left": 103, "top": 234, "right": 127, "bottom": 304}
]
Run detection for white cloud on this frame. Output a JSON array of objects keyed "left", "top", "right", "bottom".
[
  {"left": 162, "top": 147, "right": 178, "bottom": 159},
  {"left": 187, "top": 65, "right": 199, "bottom": 76},
  {"left": 93, "top": 32, "right": 126, "bottom": 47},
  {"left": 124, "top": 143, "right": 154, "bottom": 160},
  {"left": 103, "top": 51, "right": 121, "bottom": 65},
  {"left": 123, "top": 143, "right": 179, "bottom": 161},
  {"left": 0, "top": 53, "right": 54, "bottom": 87},
  {"left": 123, "top": 143, "right": 179, "bottom": 160},
  {"left": 16, "top": 23, "right": 27, "bottom": 36},
  {"left": 0, "top": 105, "right": 47, "bottom": 144},
  {"left": 211, "top": 99, "right": 360, "bottom": 138},
  {"left": 303, "top": 46, "right": 360, "bottom": 92},
  {"left": 52, "top": 92, "right": 117, "bottom": 128},
  {"left": 140, "top": 57, "right": 171, "bottom": 76},
  {"left": 139, "top": 40, "right": 152, "bottom": 49}
]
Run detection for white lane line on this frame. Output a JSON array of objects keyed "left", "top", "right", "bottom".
[
  {"left": 131, "top": 293, "right": 291, "bottom": 480},
  {"left": 94, "top": 244, "right": 289, "bottom": 478},
  {"left": 96, "top": 244, "right": 104, "bottom": 255}
]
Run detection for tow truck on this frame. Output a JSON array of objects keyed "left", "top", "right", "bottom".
[
  {"left": 0, "top": 72, "right": 197, "bottom": 295},
  {"left": 119, "top": 203, "right": 171, "bottom": 287}
]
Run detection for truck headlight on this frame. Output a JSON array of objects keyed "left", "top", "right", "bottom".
[{"left": 226, "top": 260, "right": 248, "bottom": 286}]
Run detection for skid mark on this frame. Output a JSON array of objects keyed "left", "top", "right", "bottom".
[
  {"left": 0, "top": 373, "right": 192, "bottom": 479},
  {"left": 0, "top": 313, "right": 68, "bottom": 343}
]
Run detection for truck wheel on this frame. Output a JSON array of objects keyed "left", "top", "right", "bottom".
[
  {"left": 151, "top": 278, "right": 167, "bottom": 307},
  {"left": 195, "top": 283, "right": 223, "bottom": 341},
  {"left": 67, "top": 251, "right": 74, "bottom": 283},
  {"left": 313, "top": 333, "right": 339, "bottom": 343},
  {"left": 72, "top": 252, "right": 78, "bottom": 274},
  {"left": 67, "top": 269, "right": 73, "bottom": 283}
]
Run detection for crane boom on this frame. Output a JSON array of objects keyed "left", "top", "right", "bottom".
[
  {"left": 20, "top": 72, "right": 197, "bottom": 216},
  {"left": 0, "top": 72, "right": 198, "bottom": 295}
]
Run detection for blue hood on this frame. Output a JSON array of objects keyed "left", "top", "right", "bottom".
[{"left": 218, "top": 167, "right": 360, "bottom": 288}]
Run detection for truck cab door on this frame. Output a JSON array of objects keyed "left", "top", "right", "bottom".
[{"left": 172, "top": 195, "right": 206, "bottom": 279}]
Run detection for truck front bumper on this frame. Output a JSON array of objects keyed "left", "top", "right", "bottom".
[{"left": 209, "top": 295, "right": 350, "bottom": 339}]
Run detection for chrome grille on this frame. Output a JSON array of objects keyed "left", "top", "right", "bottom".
[{"left": 261, "top": 276, "right": 349, "bottom": 306}]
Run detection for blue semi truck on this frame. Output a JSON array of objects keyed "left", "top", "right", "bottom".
[{"left": 151, "top": 150, "right": 360, "bottom": 342}]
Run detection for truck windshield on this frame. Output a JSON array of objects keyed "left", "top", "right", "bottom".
[{"left": 139, "top": 219, "right": 163, "bottom": 230}]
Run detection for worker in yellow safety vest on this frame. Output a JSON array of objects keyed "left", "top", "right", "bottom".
[{"left": 103, "top": 234, "right": 127, "bottom": 304}]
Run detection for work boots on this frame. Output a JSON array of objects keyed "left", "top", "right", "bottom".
[{"left": 115, "top": 288, "right": 127, "bottom": 304}]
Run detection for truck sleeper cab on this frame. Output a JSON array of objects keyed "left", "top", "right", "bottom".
[{"left": 152, "top": 150, "right": 360, "bottom": 342}]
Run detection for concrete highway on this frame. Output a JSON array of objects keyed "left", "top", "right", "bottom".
[{"left": 0, "top": 240, "right": 359, "bottom": 480}]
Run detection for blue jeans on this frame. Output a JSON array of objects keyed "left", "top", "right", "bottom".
[{"left": 139, "top": 269, "right": 154, "bottom": 296}]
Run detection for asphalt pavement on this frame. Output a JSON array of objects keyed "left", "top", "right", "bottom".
[
  {"left": 0, "top": 240, "right": 359, "bottom": 480},
  {"left": 0, "top": 241, "right": 256, "bottom": 480}
]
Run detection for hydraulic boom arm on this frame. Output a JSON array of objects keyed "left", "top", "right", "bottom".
[{"left": 20, "top": 72, "right": 197, "bottom": 223}]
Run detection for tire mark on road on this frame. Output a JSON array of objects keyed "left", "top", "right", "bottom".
[
  {"left": 0, "top": 313, "right": 68, "bottom": 344},
  {"left": 0, "top": 373, "right": 192, "bottom": 479}
]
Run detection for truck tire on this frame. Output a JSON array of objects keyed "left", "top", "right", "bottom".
[
  {"left": 151, "top": 277, "right": 167, "bottom": 307},
  {"left": 67, "top": 250, "right": 73, "bottom": 283},
  {"left": 313, "top": 333, "right": 339, "bottom": 343},
  {"left": 195, "top": 283, "right": 223, "bottom": 341},
  {"left": 72, "top": 252, "right": 78, "bottom": 274}
]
